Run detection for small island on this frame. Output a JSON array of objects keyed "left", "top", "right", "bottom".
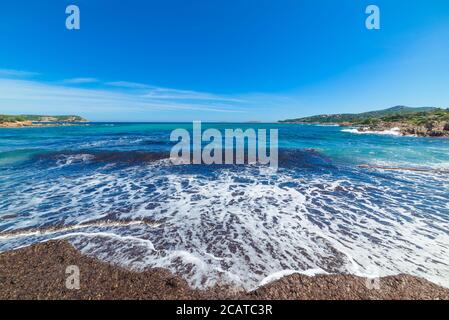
[
  {"left": 280, "top": 106, "right": 449, "bottom": 137},
  {"left": 0, "top": 114, "right": 88, "bottom": 128}
]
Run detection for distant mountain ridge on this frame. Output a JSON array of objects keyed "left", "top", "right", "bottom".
[{"left": 280, "top": 106, "right": 437, "bottom": 124}]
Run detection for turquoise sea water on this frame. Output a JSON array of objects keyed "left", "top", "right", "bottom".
[{"left": 1, "top": 123, "right": 449, "bottom": 289}]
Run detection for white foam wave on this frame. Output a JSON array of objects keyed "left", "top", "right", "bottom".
[
  {"left": 78, "top": 137, "right": 144, "bottom": 148},
  {"left": 257, "top": 268, "right": 327, "bottom": 288},
  {"left": 1, "top": 161, "right": 449, "bottom": 290},
  {"left": 55, "top": 154, "right": 94, "bottom": 167},
  {"left": 342, "top": 127, "right": 402, "bottom": 136}
]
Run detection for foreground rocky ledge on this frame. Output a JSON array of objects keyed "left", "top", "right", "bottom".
[{"left": 1, "top": 240, "right": 448, "bottom": 300}]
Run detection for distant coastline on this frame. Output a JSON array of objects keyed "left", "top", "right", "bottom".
[
  {"left": 280, "top": 106, "right": 449, "bottom": 137},
  {"left": 0, "top": 114, "right": 88, "bottom": 128}
]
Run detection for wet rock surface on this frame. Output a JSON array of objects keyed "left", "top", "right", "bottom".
[
  {"left": 1, "top": 240, "right": 448, "bottom": 300},
  {"left": 356, "top": 121, "right": 449, "bottom": 137}
]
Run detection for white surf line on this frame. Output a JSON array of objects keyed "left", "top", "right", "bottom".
[
  {"left": 255, "top": 268, "right": 329, "bottom": 289},
  {"left": 0, "top": 220, "right": 160, "bottom": 240},
  {"left": 53, "top": 231, "right": 157, "bottom": 252}
]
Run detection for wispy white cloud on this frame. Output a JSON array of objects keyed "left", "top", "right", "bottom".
[
  {"left": 0, "top": 69, "right": 294, "bottom": 121},
  {"left": 143, "top": 87, "right": 244, "bottom": 103},
  {"left": 106, "top": 80, "right": 244, "bottom": 103},
  {"left": 63, "top": 77, "right": 99, "bottom": 84},
  {"left": 0, "top": 69, "right": 39, "bottom": 77},
  {"left": 106, "top": 81, "right": 152, "bottom": 89},
  {"left": 0, "top": 78, "right": 248, "bottom": 121}
]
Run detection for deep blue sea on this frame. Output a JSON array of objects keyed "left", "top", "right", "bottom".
[{"left": 1, "top": 123, "right": 449, "bottom": 289}]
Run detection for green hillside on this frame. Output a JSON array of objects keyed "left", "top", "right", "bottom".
[
  {"left": 280, "top": 106, "right": 438, "bottom": 124},
  {"left": 0, "top": 114, "right": 87, "bottom": 123}
]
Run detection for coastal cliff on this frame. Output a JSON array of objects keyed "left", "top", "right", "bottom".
[{"left": 280, "top": 106, "right": 449, "bottom": 137}]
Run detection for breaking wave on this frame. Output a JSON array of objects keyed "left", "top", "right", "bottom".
[
  {"left": 1, "top": 152, "right": 449, "bottom": 290},
  {"left": 342, "top": 127, "right": 402, "bottom": 136},
  {"left": 33, "top": 150, "right": 170, "bottom": 167}
]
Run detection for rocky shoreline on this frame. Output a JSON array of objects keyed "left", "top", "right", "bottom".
[
  {"left": 0, "top": 121, "right": 52, "bottom": 128},
  {"left": 281, "top": 106, "right": 449, "bottom": 137},
  {"left": 0, "top": 121, "right": 87, "bottom": 128},
  {"left": 0, "top": 115, "right": 88, "bottom": 128},
  {"left": 343, "top": 121, "right": 449, "bottom": 137},
  {"left": 1, "top": 240, "right": 448, "bottom": 300}
]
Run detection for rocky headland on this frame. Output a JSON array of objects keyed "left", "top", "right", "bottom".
[
  {"left": 281, "top": 106, "right": 449, "bottom": 137},
  {"left": 0, "top": 115, "right": 88, "bottom": 128}
]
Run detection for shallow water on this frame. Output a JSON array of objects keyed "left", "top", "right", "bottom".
[{"left": 1, "top": 123, "right": 449, "bottom": 289}]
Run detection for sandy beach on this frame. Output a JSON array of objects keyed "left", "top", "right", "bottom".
[{"left": 1, "top": 240, "right": 448, "bottom": 300}]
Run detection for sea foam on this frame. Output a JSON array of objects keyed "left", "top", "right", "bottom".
[
  {"left": 1, "top": 158, "right": 449, "bottom": 290},
  {"left": 342, "top": 127, "right": 402, "bottom": 136}
]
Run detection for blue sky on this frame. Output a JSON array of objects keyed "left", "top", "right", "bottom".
[{"left": 1, "top": 0, "right": 449, "bottom": 121}]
